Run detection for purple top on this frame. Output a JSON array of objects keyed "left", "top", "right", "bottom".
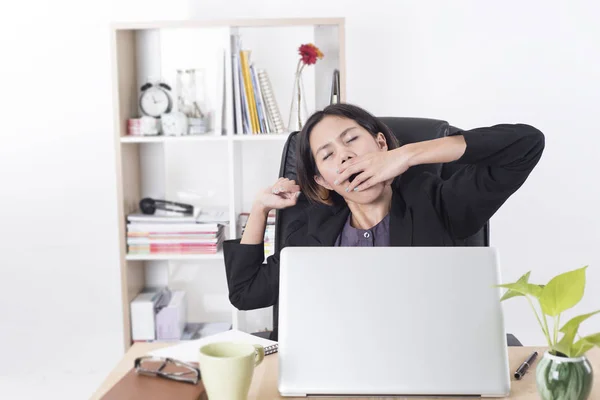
[{"left": 334, "top": 213, "right": 391, "bottom": 247}]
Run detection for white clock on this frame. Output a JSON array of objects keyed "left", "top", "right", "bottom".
[{"left": 139, "top": 82, "right": 173, "bottom": 118}]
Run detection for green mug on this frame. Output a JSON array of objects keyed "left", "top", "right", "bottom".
[{"left": 198, "top": 342, "right": 265, "bottom": 400}]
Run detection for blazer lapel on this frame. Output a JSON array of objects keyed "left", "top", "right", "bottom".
[
  {"left": 307, "top": 203, "right": 350, "bottom": 246},
  {"left": 390, "top": 188, "right": 413, "bottom": 246}
]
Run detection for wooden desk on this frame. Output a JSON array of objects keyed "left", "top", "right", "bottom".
[{"left": 91, "top": 344, "right": 599, "bottom": 399}]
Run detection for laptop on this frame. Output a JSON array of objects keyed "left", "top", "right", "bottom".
[{"left": 278, "top": 246, "right": 511, "bottom": 397}]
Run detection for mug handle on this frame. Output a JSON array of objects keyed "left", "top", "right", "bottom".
[{"left": 253, "top": 345, "right": 265, "bottom": 367}]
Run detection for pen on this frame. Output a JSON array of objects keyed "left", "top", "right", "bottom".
[{"left": 514, "top": 351, "right": 538, "bottom": 380}]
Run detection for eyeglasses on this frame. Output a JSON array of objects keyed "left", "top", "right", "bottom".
[{"left": 134, "top": 356, "right": 201, "bottom": 385}]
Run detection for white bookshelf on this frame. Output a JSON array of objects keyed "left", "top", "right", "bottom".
[{"left": 110, "top": 18, "right": 346, "bottom": 349}]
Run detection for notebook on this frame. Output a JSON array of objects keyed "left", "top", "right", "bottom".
[
  {"left": 100, "top": 363, "right": 206, "bottom": 400},
  {"left": 148, "top": 329, "right": 278, "bottom": 363}
]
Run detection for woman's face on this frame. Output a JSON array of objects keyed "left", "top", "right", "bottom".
[{"left": 310, "top": 115, "right": 388, "bottom": 204}]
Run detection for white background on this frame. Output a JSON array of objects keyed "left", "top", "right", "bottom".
[{"left": 1, "top": 0, "right": 599, "bottom": 398}]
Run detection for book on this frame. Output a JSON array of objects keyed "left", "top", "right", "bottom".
[
  {"left": 126, "top": 223, "right": 221, "bottom": 232},
  {"left": 127, "top": 238, "right": 222, "bottom": 244},
  {"left": 230, "top": 33, "right": 244, "bottom": 134},
  {"left": 127, "top": 213, "right": 200, "bottom": 224},
  {"left": 239, "top": 50, "right": 260, "bottom": 133},
  {"left": 148, "top": 329, "right": 278, "bottom": 363},
  {"left": 257, "top": 69, "right": 285, "bottom": 133},
  {"left": 100, "top": 365, "right": 206, "bottom": 400},
  {"left": 250, "top": 63, "right": 268, "bottom": 133},
  {"left": 237, "top": 55, "right": 251, "bottom": 134}
]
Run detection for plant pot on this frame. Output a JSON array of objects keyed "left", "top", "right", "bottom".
[{"left": 536, "top": 351, "right": 593, "bottom": 400}]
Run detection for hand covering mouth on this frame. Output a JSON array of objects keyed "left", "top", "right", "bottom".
[{"left": 348, "top": 173, "right": 359, "bottom": 183}]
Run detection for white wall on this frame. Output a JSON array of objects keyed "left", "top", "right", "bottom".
[
  {"left": 1, "top": 0, "right": 599, "bottom": 398},
  {"left": 0, "top": 0, "right": 189, "bottom": 398}
]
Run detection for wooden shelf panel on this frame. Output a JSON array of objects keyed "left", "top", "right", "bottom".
[
  {"left": 111, "top": 18, "right": 344, "bottom": 32},
  {"left": 231, "top": 134, "right": 291, "bottom": 141},
  {"left": 120, "top": 134, "right": 292, "bottom": 143},
  {"left": 121, "top": 135, "right": 228, "bottom": 143},
  {"left": 126, "top": 251, "right": 224, "bottom": 261}
]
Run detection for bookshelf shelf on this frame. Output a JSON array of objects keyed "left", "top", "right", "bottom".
[
  {"left": 120, "top": 135, "right": 227, "bottom": 143},
  {"left": 126, "top": 252, "right": 224, "bottom": 261},
  {"left": 120, "top": 134, "right": 291, "bottom": 143},
  {"left": 111, "top": 17, "right": 345, "bottom": 350},
  {"left": 231, "top": 133, "right": 291, "bottom": 141}
]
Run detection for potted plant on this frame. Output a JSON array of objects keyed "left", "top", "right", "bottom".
[{"left": 497, "top": 266, "right": 599, "bottom": 399}]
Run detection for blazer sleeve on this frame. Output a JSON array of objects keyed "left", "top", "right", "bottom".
[
  {"left": 427, "top": 123, "right": 545, "bottom": 240},
  {"left": 223, "top": 218, "right": 305, "bottom": 310}
]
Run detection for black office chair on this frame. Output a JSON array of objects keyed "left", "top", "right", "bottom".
[{"left": 259, "top": 117, "right": 521, "bottom": 346}]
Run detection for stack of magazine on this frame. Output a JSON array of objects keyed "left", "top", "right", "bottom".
[{"left": 126, "top": 210, "right": 226, "bottom": 256}]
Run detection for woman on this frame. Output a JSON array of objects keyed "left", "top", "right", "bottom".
[{"left": 224, "top": 103, "right": 544, "bottom": 338}]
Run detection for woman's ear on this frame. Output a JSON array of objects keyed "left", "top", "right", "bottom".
[
  {"left": 314, "top": 174, "right": 333, "bottom": 190},
  {"left": 375, "top": 132, "right": 388, "bottom": 151}
]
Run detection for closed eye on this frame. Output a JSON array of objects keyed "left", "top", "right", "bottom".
[
  {"left": 346, "top": 136, "right": 357, "bottom": 143},
  {"left": 323, "top": 152, "right": 333, "bottom": 161}
]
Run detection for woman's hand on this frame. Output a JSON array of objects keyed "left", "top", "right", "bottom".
[
  {"left": 336, "top": 135, "right": 467, "bottom": 192},
  {"left": 254, "top": 177, "right": 301, "bottom": 212},
  {"left": 335, "top": 147, "right": 413, "bottom": 192},
  {"left": 242, "top": 178, "right": 299, "bottom": 245}
]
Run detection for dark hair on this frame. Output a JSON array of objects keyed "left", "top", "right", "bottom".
[{"left": 296, "top": 103, "right": 400, "bottom": 205}]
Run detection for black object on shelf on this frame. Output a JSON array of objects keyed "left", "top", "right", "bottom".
[{"left": 139, "top": 197, "right": 194, "bottom": 216}]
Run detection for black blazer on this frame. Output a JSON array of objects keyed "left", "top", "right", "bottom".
[{"left": 223, "top": 123, "right": 545, "bottom": 337}]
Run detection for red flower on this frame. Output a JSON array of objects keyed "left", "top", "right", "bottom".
[{"left": 298, "top": 43, "right": 324, "bottom": 65}]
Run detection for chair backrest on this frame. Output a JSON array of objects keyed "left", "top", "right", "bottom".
[{"left": 269, "top": 117, "right": 489, "bottom": 339}]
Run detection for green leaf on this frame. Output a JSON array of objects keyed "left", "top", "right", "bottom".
[
  {"left": 552, "top": 310, "right": 600, "bottom": 357},
  {"left": 498, "top": 271, "right": 531, "bottom": 301},
  {"left": 496, "top": 270, "right": 545, "bottom": 301},
  {"left": 553, "top": 340, "right": 573, "bottom": 357},
  {"left": 500, "top": 290, "right": 523, "bottom": 301},
  {"left": 571, "top": 338, "right": 595, "bottom": 358},
  {"left": 559, "top": 310, "right": 600, "bottom": 334},
  {"left": 539, "top": 266, "right": 587, "bottom": 316},
  {"left": 497, "top": 282, "right": 543, "bottom": 300},
  {"left": 571, "top": 333, "right": 600, "bottom": 357},
  {"left": 580, "top": 333, "right": 600, "bottom": 346}
]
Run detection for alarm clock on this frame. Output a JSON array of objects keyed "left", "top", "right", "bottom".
[
  {"left": 139, "top": 82, "right": 173, "bottom": 118},
  {"left": 161, "top": 112, "right": 188, "bottom": 136}
]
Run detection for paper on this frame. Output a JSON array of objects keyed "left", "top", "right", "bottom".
[
  {"left": 147, "top": 329, "right": 277, "bottom": 362},
  {"left": 196, "top": 207, "right": 229, "bottom": 223}
]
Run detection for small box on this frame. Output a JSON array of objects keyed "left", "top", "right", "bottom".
[
  {"left": 156, "top": 291, "right": 187, "bottom": 340},
  {"left": 130, "top": 288, "right": 171, "bottom": 341}
]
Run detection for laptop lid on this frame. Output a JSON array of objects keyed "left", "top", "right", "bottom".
[{"left": 278, "top": 247, "right": 510, "bottom": 397}]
